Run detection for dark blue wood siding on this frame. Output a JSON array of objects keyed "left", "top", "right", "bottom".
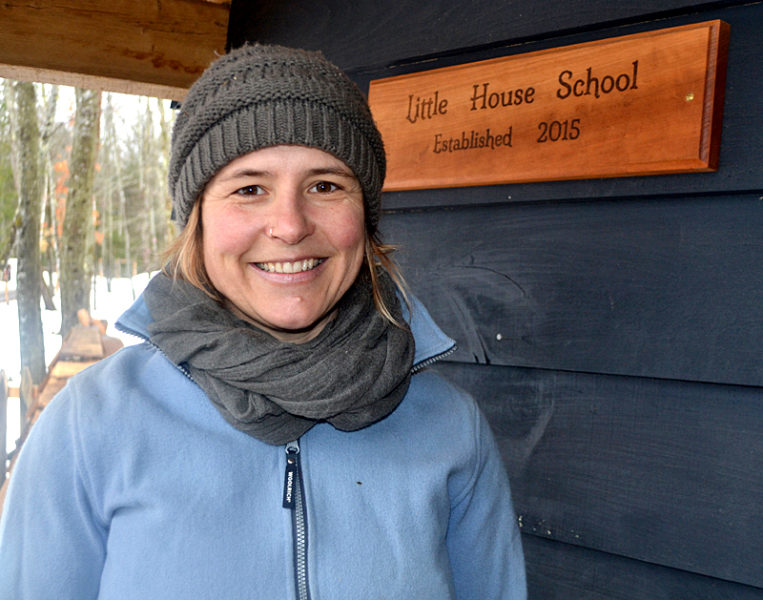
[{"left": 228, "top": 1, "right": 763, "bottom": 596}]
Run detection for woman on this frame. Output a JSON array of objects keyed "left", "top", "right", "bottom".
[{"left": 0, "top": 44, "right": 526, "bottom": 599}]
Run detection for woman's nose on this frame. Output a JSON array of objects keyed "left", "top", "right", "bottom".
[{"left": 266, "top": 191, "right": 313, "bottom": 244}]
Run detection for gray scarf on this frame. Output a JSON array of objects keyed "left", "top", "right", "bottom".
[{"left": 143, "top": 271, "right": 414, "bottom": 445}]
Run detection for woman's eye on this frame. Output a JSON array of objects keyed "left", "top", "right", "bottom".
[
  {"left": 310, "top": 181, "right": 339, "bottom": 194},
  {"left": 235, "top": 185, "right": 263, "bottom": 196}
]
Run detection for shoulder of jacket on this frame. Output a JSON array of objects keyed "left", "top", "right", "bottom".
[{"left": 404, "top": 369, "right": 481, "bottom": 438}]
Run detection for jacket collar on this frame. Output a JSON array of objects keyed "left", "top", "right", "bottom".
[
  {"left": 117, "top": 281, "right": 455, "bottom": 370},
  {"left": 400, "top": 294, "right": 456, "bottom": 369}
]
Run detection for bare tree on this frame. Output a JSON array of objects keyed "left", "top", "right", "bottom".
[
  {"left": 157, "top": 98, "right": 175, "bottom": 251},
  {"left": 102, "top": 95, "right": 135, "bottom": 297},
  {"left": 10, "top": 82, "right": 46, "bottom": 383},
  {"left": 39, "top": 84, "right": 59, "bottom": 309},
  {"left": 59, "top": 88, "right": 101, "bottom": 338},
  {"left": 0, "top": 82, "right": 23, "bottom": 270}
]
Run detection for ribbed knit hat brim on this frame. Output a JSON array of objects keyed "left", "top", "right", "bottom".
[{"left": 169, "top": 44, "right": 386, "bottom": 232}]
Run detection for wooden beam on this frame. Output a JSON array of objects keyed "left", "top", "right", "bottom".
[{"left": 0, "top": 0, "right": 230, "bottom": 100}]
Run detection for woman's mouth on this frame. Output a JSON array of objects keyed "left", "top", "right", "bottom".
[{"left": 254, "top": 258, "right": 325, "bottom": 274}]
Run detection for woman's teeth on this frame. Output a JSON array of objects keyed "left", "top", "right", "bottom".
[{"left": 256, "top": 258, "right": 323, "bottom": 274}]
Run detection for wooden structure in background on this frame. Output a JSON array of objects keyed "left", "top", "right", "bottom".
[
  {"left": 0, "top": 311, "right": 122, "bottom": 516},
  {"left": 0, "top": 0, "right": 230, "bottom": 100},
  {"left": 229, "top": 1, "right": 763, "bottom": 598}
]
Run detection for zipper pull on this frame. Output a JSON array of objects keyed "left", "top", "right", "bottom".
[{"left": 283, "top": 440, "right": 300, "bottom": 509}]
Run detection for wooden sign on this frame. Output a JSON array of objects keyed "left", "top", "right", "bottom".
[{"left": 368, "top": 20, "right": 729, "bottom": 191}]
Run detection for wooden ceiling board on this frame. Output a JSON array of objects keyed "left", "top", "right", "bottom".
[{"left": 0, "top": 0, "right": 230, "bottom": 99}]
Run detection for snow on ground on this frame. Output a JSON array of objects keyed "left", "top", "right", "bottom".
[{"left": 1, "top": 268, "right": 153, "bottom": 453}]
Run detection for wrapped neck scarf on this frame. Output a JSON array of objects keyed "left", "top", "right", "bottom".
[{"left": 143, "top": 271, "right": 415, "bottom": 445}]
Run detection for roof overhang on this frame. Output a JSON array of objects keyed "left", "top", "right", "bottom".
[{"left": 0, "top": 0, "right": 231, "bottom": 100}]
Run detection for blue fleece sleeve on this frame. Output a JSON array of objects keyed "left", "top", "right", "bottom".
[
  {"left": 0, "top": 388, "right": 107, "bottom": 599},
  {"left": 446, "top": 403, "right": 527, "bottom": 600}
]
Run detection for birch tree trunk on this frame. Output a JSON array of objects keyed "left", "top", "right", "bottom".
[
  {"left": 0, "top": 82, "right": 23, "bottom": 270},
  {"left": 12, "top": 81, "right": 46, "bottom": 384},
  {"left": 102, "top": 96, "right": 115, "bottom": 290},
  {"left": 144, "top": 101, "right": 158, "bottom": 263},
  {"left": 158, "top": 98, "right": 175, "bottom": 250},
  {"left": 39, "top": 85, "right": 59, "bottom": 309},
  {"left": 60, "top": 88, "right": 101, "bottom": 338},
  {"left": 102, "top": 97, "right": 135, "bottom": 296}
]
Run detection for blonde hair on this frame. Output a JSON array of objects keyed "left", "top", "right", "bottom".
[{"left": 162, "top": 201, "right": 410, "bottom": 328}]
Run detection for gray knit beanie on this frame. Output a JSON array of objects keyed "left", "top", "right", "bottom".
[{"left": 168, "top": 44, "right": 386, "bottom": 233}]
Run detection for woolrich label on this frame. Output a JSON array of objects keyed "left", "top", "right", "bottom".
[{"left": 368, "top": 20, "right": 728, "bottom": 191}]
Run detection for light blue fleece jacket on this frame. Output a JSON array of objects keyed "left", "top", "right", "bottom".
[{"left": 0, "top": 292, "right": 526, "bottom": 599}]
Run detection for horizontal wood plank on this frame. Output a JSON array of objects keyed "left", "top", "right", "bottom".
[
  {"left": 228, "top": 0, "right": 736, "bottom": 71},
  {"left": 432, "top": 362, "right": 763, "bottom": 587},
  {"left": 522, "top": 535, "right": 763, "bottom": 599},
  {"left": 0, "top": 64, "right": 190, "bottom": 102},
  {"left": 0, "top": 0, "right": 229, "bottom": 98},
  {"left": 383, "top": 194, "right": 763, "bottom": 387}
]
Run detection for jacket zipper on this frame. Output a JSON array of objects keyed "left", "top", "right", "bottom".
[
  {"left": 115, "top": 321, "right": 197, "bottom": 382},
  {"left": 283, "top": 440, "right": 311, "bottom": 600},
  {"left": 122, "top": 311, "right": 452, "bottom": 600},
  {"left": 410, "top": 343, "right": 457, "bottom": 375}
]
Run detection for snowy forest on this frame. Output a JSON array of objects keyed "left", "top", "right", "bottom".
[{"left": 1, "top": 79, "right": 174, "bottom": 389}]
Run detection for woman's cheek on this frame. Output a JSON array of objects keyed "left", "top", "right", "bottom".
[
  {"left": 329, "top": 209, "right": 365, "bottom": 250},
  {"left": 338, "top": 227, "right": 365, "bottom": 252},
  {"left": 208, "top": 209, "right": 259, "bottom": 255}
]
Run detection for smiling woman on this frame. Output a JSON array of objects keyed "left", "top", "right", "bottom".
[
  {"left": 199, "top": 146, "right": 366, "bottom": 342},
  {"left": 0, "top": 44, "right": 526, "bottom": 600}
]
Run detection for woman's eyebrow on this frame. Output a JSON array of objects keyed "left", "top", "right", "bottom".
[
  {"left": 217, "top": 166, "right": 354, "bottom": 183},
  {"left": 217, "top": 168, "right": 270, "bottom": 182},
  {"left": 306, "top": 166, "right": 355, "bottom": 178}
]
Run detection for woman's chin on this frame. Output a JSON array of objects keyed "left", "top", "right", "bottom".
[{"left": 228, "top": 302, "right": 337, "bottom": 343}]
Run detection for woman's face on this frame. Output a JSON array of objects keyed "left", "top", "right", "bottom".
[{"left": 201, "top": 145, "right": 366, "bottom": 343}]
